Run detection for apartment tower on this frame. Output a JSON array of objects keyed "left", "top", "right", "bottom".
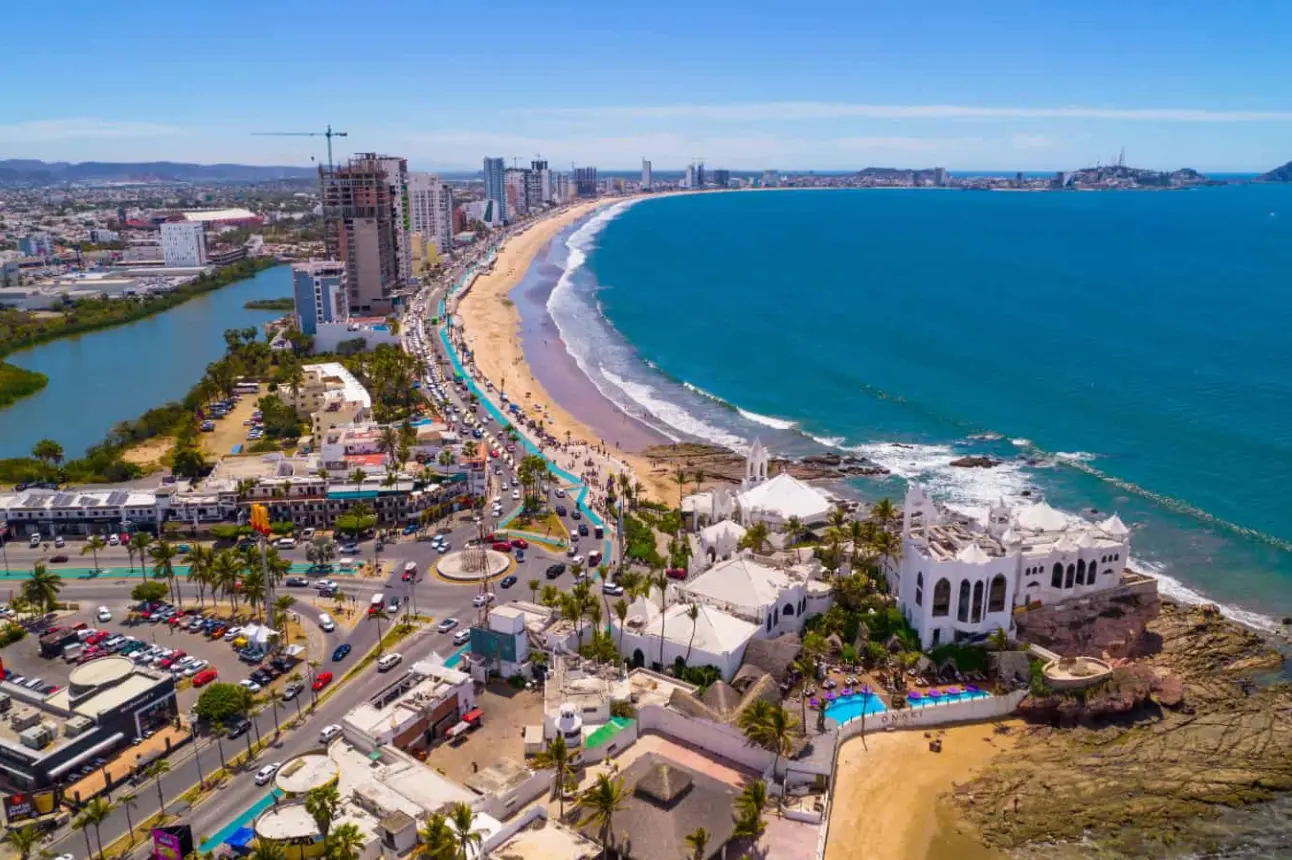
[{"left": 321, "top": 153, "right": 409, "bottom": 314}]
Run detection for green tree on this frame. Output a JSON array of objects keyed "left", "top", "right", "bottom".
[
  {"left": 195, "top": 682, "right": 249, "bottom": 723},
  {"left": 733, "top": 779, "right": 768, "bottom": 840},
  {"left": 187, "top": 543, "right": 215, "bottom": 606},
  {"left": 5, "top": 824, "right": 42, "bottom": 860},
  {"left": 22, "top": 562, "right": 63, "bottom": 615},
  {"left": 737, "top": 703, "right": 799, "bottom": 814},
  {"left": 324, "top": 822, "right": 365, "bottom": 860},
  {"left": 119, "top": 790, "right": 140, "bottom": 846},
  {"left": 150, "top": 540, "right": 181, "bottom": 607},
  {"left": 414, "top": 812, "right": 457, "bottom": 860},
  {"left": 131, "top": 531, "right": 154, "bottom": 582},
  {"left": 578, "top": 772, "right": 628, "bottom": 858},
  {"left": 685, "top": 827, "right": 710, "bottom": 860},
  {"left": 306, "top": 536, "right": 338, "bottom": 570},
  {"left": 79, "top": 796, "right": 114, "bottom": 860},
  {"left": 305, "top": 782, "right": 340, "bottom": 838},
  {"left": 143, "top": 758, "right": 171, "bottom": 816},
  {"left": 446, "top": 802, "right": 483, "bottom": 860},
  {"left": 738, "top": 520, "right": 771, "bottom": 554},
  {"left": 527, "top": 578, "right": 540, "bottom": 603},
  {"left": 249, "top": 840, "right": 287, "bottom": 860},
  {"left": 532, "top": 735, "right": 576, "bottom": 819},
  {"left": 80, "top": 534, "right": 107, "bottom": 573},
  {"left": 30, "top": 438, "right": 63, "bottom": 469}
]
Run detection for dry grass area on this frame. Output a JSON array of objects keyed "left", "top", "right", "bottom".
[{"left": 121, "top": 435, "right": 174, "bottom": 470}]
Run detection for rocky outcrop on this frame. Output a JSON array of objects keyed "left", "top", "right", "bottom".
[
  {"left": 954, "top": 603, "right": 1292, "bottom": 858},
  {"left": 949, "top": 455, "right": 999, "bottom": 468},
  {"left": 1013, "top": 575, "right": 1161, "bottom": 659},
  {"left": 641, "top": 443, "right": 889, "bottom": 484}
]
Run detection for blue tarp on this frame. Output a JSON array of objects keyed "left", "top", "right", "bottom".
[{"left": 225, "top": 827, "right": 256, "bottom": 850}]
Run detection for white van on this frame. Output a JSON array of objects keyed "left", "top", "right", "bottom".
[
  {"left": 318, "top": 613, "right": 336, "bottom": 632},
  {"left": 369, "top": 593, "right": 385, "bottom": 610}
]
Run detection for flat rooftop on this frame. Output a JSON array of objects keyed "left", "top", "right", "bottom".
[
  {"left": 276, "top": 752, "right": 339, "bottom": 794},
  {"left": 256, "top": 803, "right": 317, "bottom": 841},
  {"left": 490, "top": 822, "right": 599, "bottom": 860}
]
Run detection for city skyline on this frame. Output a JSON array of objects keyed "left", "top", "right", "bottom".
[{"left": 5, "top": 0, "right": 1292, "bottom": 171}]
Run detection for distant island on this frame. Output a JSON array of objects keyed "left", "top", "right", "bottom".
[
  {"left": 1258, "top": 160, "right": 1292, "bottom": 182},
  {"left": 244, "top": 298, "right": 295, "bottom": 311},
  {"left": 0, "top": 159, "right": 315, "bottom": 185},
  {"left": 790, "top": 163, "right": 1211, "bottom": 192}
]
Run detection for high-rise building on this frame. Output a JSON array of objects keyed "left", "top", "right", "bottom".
[
  {"left": 524, "top": 167, "right": 544, "bottom": 212},
  {"left": 18, "top": 234, "right": 54, "bottom": 258},
  {"left": 762, "top": 169, "right": 778, "bottom": 188},
  {"left": 504, "top": 168, "right": 529, "bottom": 218},
  {"left": 409, "top": 173, "right": 455, "bottom": 255},
  {"left": 933, "top": 167, "right": 948, "bottom": 186},
  {"left": 483, "top": 157, "right": 507, "bottom": 223},
  {"left": 531, "top": 160, "right": 552, "bottom": 203},
  {"left": 160, "top": 221, "right": 206, "bottom": 267},
  {"left": 641, "top": 159, "right": 653, "bottom": 191},
  {"left": 574, "top": 167, "right": 598, "bottom": 197},
  {"left": 552, "top": 173, "right": 570, "bottom": 202},
  {"left": 684, "top": 164, "right": 696, "bottom": 189},
  {"left": 322, "top": 153, "right": 410, "bottom": 314},
  {"left": 695, "top": 162, "right": 706, "bottom": 188},
  {"left": 713, "top": 169, "right": 730, "bottom": 189},
  {"left": 292, "top": 260, "right": 347, "bottom": 336}
]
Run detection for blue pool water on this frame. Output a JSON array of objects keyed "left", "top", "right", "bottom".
[
  {"left": 823, "top": 692, "right": 889, "bottom": 723},
  {"left": 909, "top": 689, "right": 992, "bottom": 707}
]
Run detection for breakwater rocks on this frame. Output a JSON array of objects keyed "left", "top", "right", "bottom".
[
  {"left": 640, "top": 443, "right": 888, "bottom": 484},
  {"left": 955, "top": 603, "right": 1292, "bottom": 858}
]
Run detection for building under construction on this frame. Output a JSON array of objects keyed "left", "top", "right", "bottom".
[{"left": 321, "top": 153, "right": 410, "bottom": 315}]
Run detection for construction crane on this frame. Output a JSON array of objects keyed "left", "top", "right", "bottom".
[{"left": 251, "top": 124, "right": 349, "bottom": 171}]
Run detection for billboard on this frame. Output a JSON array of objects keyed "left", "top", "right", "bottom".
[
  {"left": 152, "top": 825, "right": 192, "bottom": 860},
  {"left": 4, "top": 789, "right": 59, "bottom": 823}
]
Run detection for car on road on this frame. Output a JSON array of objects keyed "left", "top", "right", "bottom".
[
  {"left": 314, "top": 579, "right": 338, "bottom": 592},
  {"left": 571, "top": 509, "right": 582, "bottom": 520},
  {"left": 510, "top": 538, "right": 529, "bottom": 549},
  {"left": 376, "top": 653, "right": 403, "bottom": 673},
  {"left": 254, "top": 762, "right": 281, "bottom": 785},
  {"left": 332, "top": 643, "right": 351, "bottom": 662},
  {"left": 472, "top": 592, "right": 495, "bottom": 607},
  {"left": 436, "top": 617, "right": 459, "bottom": 633},
  {"left": 53, "top": 536, "right": 65, "bottom": 548},
  {"left": 490, "top": 541, "right": 512, "bottom": 552},
  {"left": 282, "top": 681, "right": 305, "bottom": 700},
  {"left": 511, "top": 490, "right": 521, "bottom": 500},
  {"left": 500, "top": 575, "right": 517, "bottom": 589},
  {"left": 555, "top": 505, "right": 567, "bottom": 516},
  {"left": 226, "top": 718, "right": 252, "bottom": 738},
  {"left": 285, "top": 576, "right": 309, "bottom": 587},
  {"left": 601, "top": 581, "right": 624, "bottom": 596},
  {"left": 28, "top": 534, "right": 40, "bottom": 547},
  {"left": 341, "top": 542, "right": 359, "bottom": 554},
  {"left": 402, "top": 524, "right": 418, "bottom": 535},
  {"left": 571, "top": 554, "right": 584, "bottom": 566},
  {"left": 453, "top": 629, "right": 471, "bottom": 646},
  {"left": 666, "top": 567, "right": 688, "bottom": 580},
  {"left": 554, "top": 488, "right": 566, "bottom": 498},
  {"left": 386, "top": 597, "right": 401, "bottom": 614},
  {"left": 312, "top": 672, "right": 333, "bottom": 691},
  {"left": 276, "top": 537, "right": 296, "bottom": 549},
  {"left": 107, "top": 534, "right": 120, "bottom": 547},
  {"left": 545, "top": 563, "right": 566, "bottom": 579},
  {"left": 319, "top": 724, "right": 342, "bottom": 744},
  {"left": 49, "top": 554, "right": 69, "bottom": 563},
  {"left": 96, "top": 606, "right": 111, "bottom": 622},
  {"left": 192, "top": 669, "right": 218, "bottom": 687},
  {"left": 579, "top": 523, "right": 589, "bottom": 536}
]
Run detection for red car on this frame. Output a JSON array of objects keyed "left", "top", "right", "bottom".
[
  {"left": 489, "top": 449, "right": 499, "bottom": 458},
  {"left": 160, "top": 650, "right": 186, "bottom": 669},
  {"left": 192, "top": 669, "right": 219, "bottom": 687},
  {"left": 482, "top": 533, "right": 497, "bottom": 543},
  {"left": 510, "top": 538, "right": 528, "bottom": 550},
  {"left": 119, "top": 533, "right": 130, "bottom": 545},
  {"left": 491, "top": 542, "right": 512, "bottom": 553},
  {"left": 312, "top": 672, "right": 333, "bottom": 692},
  {"left": 88, "top": 631, "right": 108, "bottom": 645},
  {"left": 666, "top": 567, "right": 688, "bottom": 580}
]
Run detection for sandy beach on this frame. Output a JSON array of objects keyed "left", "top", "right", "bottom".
[
  {"left": 825, "top": 723, "right": 1019, "bottom": 860},
  {"left": 455, "top": 200, "right": 677, "bottom": 504}
]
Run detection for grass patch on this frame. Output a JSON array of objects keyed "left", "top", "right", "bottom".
[
  {"left": 243, "top": 298, "right": 295, "bottom": 310},
  {"left": 0, "top": 360, "right": 48, "bottom": 408}
]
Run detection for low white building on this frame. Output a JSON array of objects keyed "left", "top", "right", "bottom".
[
  {"left": 612, "top": 593, "right": 758, "bottom": 680},
  {"left": 341, "top": 658, "right": 474, "bottom": 753},
  {"left": 683, "top": 440, "right": 834, "bottom": 529},
  {"left": 679, "top": 555, "right": 833, "bottom": 639},
  {"left": 891, "top": 484, "right": 1132, "bottom": 648}
]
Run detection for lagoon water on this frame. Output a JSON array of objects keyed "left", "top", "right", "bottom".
[
  {"left": 0, "top": 265, "right": 290, "bottom": 458},
  {"left": 543, "top": 186, "right": 1292, "bottom": 628}
]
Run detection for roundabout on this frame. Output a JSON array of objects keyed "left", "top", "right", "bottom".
[{"left": 436, "top": 545, "right": 512, "bottom": 583}]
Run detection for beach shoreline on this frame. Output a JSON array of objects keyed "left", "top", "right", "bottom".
[{"left": 455, "top": 199, "right": 678, "bottom": 504}]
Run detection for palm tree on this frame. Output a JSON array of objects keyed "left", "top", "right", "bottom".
[
  {"left": 273, "top": 594, "right": 296, "bottom": 641},
  {"left": 144, "top": 758, "right": 171, "bottom": 816},
  {"left": 871, "top": 528, "right": 902, "bottom": 576},
  {"left": 738, "top": 521, "right": 771, "bottom": 554},
  {"left": 415, "top": 813, "right": 457, "bottom": 860},
  {"left": 72, "top": 811, "right": 95, "bottom": 860},
  {"left": 5, "top": 824, "right": 42, "bottom": 860},
  {"left": 446, "top": 802, "right": 483, "bottom": 860},
  {"left": 531, "top": 736, "right": 576, "bottom": 819},
  {"left": 324, "top": 822, "right": 365, "bottom": 860},
  {"left": 870, "top": 497, "right": 898, "bottom": 531},
  {"left": 209, "top": 722, "right": 229, "bottom": 770},
  {"left": 287, "top": 672, "right": 305, "bottom": 720},
  {"left": 683, "top": 603, "right": 700, "bottom": 665},
  {"left": 733, "top": 779, "right": 768, "bottom": 840},
  {"left": 671, "top": 468, "right": 689, "bottom": 509},
  {"left": 132, "top": 531, "right": 154, "bottom": 581},
  {"left": 737, "top": 703, "right": 798, "bottom": 813},
  {"left": 212, "top": 550, "right": 242, "bottom": 612},
  {"left": 23, "top": 563, "right": 62, "bottom": 615},
  {"left": 613, "top": 598, "right": 629, "bottom": 654},
  {"left": 792, "top": 656, "right": 817, "bottom": 729},
  {"left": 578, "top": 772, "right": 628, "bottom": 859},
  {"left": 348, "top": 467, "right": 367, "bottom": 486},
  {"left": 187, "top": 543, "right": 214, "bottom": 606},
  {"left": 150, "top": 540, "right": 181, "bottom": 607},
  {"left": 685, "top": 827, "right": 710, "bottom": 860},
  {"left": 306, "top": 536, "right": 338, "bottom": 571},
  {"left": 79, "top": 796, "right": 113, "bottom": 860},
  {"left": 250, "top": 840, "right": 287, "bottom": 860},
  {"left": 305, "top": 782, "right": 340, "bottom": 837},
  {"left": 784, "top": 515, "right": 803, "bottom": 547},
  {"left": 652, "top": 569, "right": 670, "bottom": 669},
  {"left": 527, "top": 579, "right": 540, "bottom": 603},
  {"left": 80, "top": 534, "right": 107, "bottom": 573}
]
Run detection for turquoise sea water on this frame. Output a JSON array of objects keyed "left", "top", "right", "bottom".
[{"left": 543, "top": 187, "right": 1292, "bottom": 629}]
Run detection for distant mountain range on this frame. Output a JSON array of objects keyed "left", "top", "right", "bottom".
[
  {"left": 0, "top": 159, "right": 316, "bottom": 184},
  {"left": 1258, "top": 161, "right": 1292, "bottom": 182}
]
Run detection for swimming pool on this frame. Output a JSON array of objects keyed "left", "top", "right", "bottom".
[
  {"left": 823, "top": 692, "right": 888, "bottom": 723},
  {"left": 907, "top": 689, "right": 992, "bottom": 707}
]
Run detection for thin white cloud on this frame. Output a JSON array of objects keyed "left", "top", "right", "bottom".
[
  {"left": 520, "top": 102, "right": 1292, "bottom": 123},
  {"left": 0, "top": 118, "right": 183, "bottom": 141}
]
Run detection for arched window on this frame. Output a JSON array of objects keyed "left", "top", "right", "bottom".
[
  {"left": 971, "top": 581, "right": 985, "bottom": 623},
  {"left": 988, "top": 574, "right": 1007, "bottom": 613},
  {"left": 1051, "top": 562, "right": 1063, "bottom": 589},
  {"left": 799, "top": 597, "right": 806, "bottom": 614},
  {"left": 932, "top": 579, "right": 951, "bottom": 617},
  {"left": 1076, "top": 558, "right": 1086, "bottom": 585},
  {"left": 1065, "top": 564, "right": 1075, "bottom": 589},
  {"left": 774, "top": 607, "right": 780, "bottom": 626},
  {"left": 957, "top": 581, "right": 971, "bottom": 622},
  {"left": 915, "top": 572, "right": 924, "bottom": 606},
  {"left": 766, "top": 615, "right": 772, "bottom": 632},
  {"left": 783, "top": 602, "right": 795, "bottom": 618}
]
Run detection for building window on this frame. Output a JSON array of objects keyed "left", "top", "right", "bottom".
[
  {"left": 1051, "top": 562, "right": 1063, "bottom": 589},
  {"left": 766, "top": 616, "right": 772, "bottom": 632},
  {"left": 1065, "top": 564, "right": 1075, "bottom": 589},
  {"left": 915, "top": 572, "right": 924, "bottom": 606},
  {"left": 932, "top": 579, "right": 951, "bottom": 617},
  {"left": 1076, "top": 559, "right": 1086, "bottom": 585},
  {"left": 987, "top": 574, "right": 1007, "bottom": 613},
  {"left": 957, "top": 580, "right": 971, "bottom": 623},
  {"left": 971, "top": 581, "right": 985, "bottom": 623},
  {"left": 783, "top": 603, "right": 795, "bottom": 618}
]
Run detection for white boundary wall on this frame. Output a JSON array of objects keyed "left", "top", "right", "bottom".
[{"left": 638, "top": 704, "right": 774, "bottom": 773}]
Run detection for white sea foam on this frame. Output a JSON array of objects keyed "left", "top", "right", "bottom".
[
  {"left": 601, "top": 368, "right": 748, "bottom": 452},
  {"left": 736, "top": 408, "right": 797, "bottom": 430},
  {"left": 809, "top": 434, "right": 846, "bottom": 448},
  {"left": 1053, "top": 451, "right": 1097, "bottom": 463},
  {"left": 1010, "top": 438, "right": 1033, "bottom": 448},
  {"left": 848, "top": 441, "right": 1033, "bottom": 524},
  {"left": 1131, "top": 559, "right": 1282, "bottom": 633}
]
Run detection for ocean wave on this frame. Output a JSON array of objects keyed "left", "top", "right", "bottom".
[
  {"left": 1131, "top": 559, "right": 1281, "bottom": 633},
  {"left": 1010, "top": 438, "right": 1032, "bottom": 447},
  {"left": 736, "top": 408, "right": 797, "bottom": 430},
  {"left": 808, "top": 434, "right": 846, "bottom": 448},
  {"left": 1053, "top": 451, "right": 1097, "bottom": 463},
  {"left": 601, "top": 368, "right": 747, "bottom": 452}
]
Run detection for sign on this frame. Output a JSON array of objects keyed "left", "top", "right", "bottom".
[
  {"left": 4, "top": 789, "right": 58, "bottom": 823},
  {"left": 250, "top": 504, "right": 271, "bottom": 536},
  {"left": 152, "top": 825, "right": 192, "bottom": 860}
]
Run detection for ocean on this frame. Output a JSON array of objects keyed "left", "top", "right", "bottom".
[{"left": 531, "top": 186, "right": 1292, "bottom": 632}]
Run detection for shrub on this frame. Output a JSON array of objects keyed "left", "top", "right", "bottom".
[{"left": 0, "top": 623, "right": 26, "bottom": 646}]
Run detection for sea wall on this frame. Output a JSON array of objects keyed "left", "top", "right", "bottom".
[
  {"left": 831, "top": 690, "right": 1028, "bottom": 739},
  {"left": 1013, "top": 572, "right": 1161, "bottom": 659}
]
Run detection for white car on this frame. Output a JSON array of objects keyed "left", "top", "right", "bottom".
[
  {"left": 223, "top": 626, "right": 243, "bottom": 641},
  {"left": 376, "top": 653, "right": 403, "bottom": 672},
  {"left": 452, "top": 629, "right": 471, "bottom": 646},
  {"left": 183, "top": 659, "right": 209, "bottom": 677},
  {"left": 276, "top": 537, "right": 296, "bottom": 549},
  {"left": 554, "top": 488, "right": 566, "bottom": 498},
  {"left": 300, "top": 528, "right": 316, "bottom": 540},
  {"left": 512, "top": 490, "right": 521, "bottom": 500},
  {"left": 254, "top": 762, "right": 281, "bottom": 785},
  {"left": 315, "top": 579, "right": 338, "bottom": 591},
  {"left": 472, "top": 592, "right": 495, "bottom": 607},
  {"left": 107, "top": 534, "right": 120, "bottom": 547},
  {"left": 240, "top": 679, "right": 263, "bottom": 693},
  {"left": 437, "top": 617, "right": 459, "bottom": 633},
  {"left": 96, "top": 606, "right": 112, "bottom": 622},
  {"left": 319, "top": 724, "right": 343, "bottom": 744},
  {"left": 571, "top": 555, "right": 584, "bottom": 566}
]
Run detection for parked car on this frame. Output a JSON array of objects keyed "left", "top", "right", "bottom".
[
  {"left": 666, "top": 567, "right": 688, "bottom": 580},
  {"left": 239, "top": 679, "right": 262, "bottom": 693},
  {"left": 225, "top": 718, "right": 252, "bottom": 738},
  {"left": 312, "top": 672, "right": 334, "bottom": 692},
  {"left": 192, "top": 669, "right": 218, "bottom": 687},
  {"left": 282, "top": 682, "right": 305, "bottom": 701},
  {"left": 332, "top": 644, "right": 351, "bottom": 662},
  {"left": 96, "top": 606, "right": 112, "bottom": 622}
]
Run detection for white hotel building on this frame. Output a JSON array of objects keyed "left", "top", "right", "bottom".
[{"left": 889, "top": 484, "right": 1131, "bottom": 648}]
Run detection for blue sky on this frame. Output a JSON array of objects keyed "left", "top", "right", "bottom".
[{"left": 4, "top": 0, "right": 1291, "bottom": 171}]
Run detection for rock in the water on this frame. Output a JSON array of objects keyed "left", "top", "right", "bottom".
[{"left": 949, "top": 455, "right": 998, "bottom": 468}]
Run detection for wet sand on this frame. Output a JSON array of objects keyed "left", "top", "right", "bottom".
[
  {"left": 826, "top": 723, "right": 1018, "bottom": 860},
  {"left": 455, "top": 201, "right": 677, "bottom": 504}
]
